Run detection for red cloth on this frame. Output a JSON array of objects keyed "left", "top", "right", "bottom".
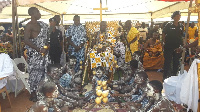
[{"left": 157, "top": 0, "right": 191, "bottom": 1}]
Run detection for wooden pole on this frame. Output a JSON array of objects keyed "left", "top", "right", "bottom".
[
  {"left": 196, "top": 0, "right": 200, "bottom": 111},
  {"left": 12, "top": 0, "right": 17, "bottom": 58},
  {"left": 180, "top": 0, "right": 193, "bottom": 74},
  {"left": 100, "top": 0, "right": 102, "bottom": 21},
  {"left": 61, "top": 14, "right": 63, "bottom": 25}
]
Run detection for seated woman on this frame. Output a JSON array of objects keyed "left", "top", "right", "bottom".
[
  {"left": 37, "top": 64, "right": 85, "bottom": 109},
  {"left": 28, "top": 82, "right": 69, "bottom": 112},
  {"left": 143, "top": 32, "right": 164, "bottom": 70},
  {"left": 112, "top": 72, "right": 149, "bottom": 108},
  {"left": 59, "top": 55, "right": 83, "bottom": 92},
  {"left": 146, "top": 80, "right": 175, "bottom": 112}
]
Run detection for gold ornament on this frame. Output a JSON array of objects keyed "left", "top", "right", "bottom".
[
  {"left": 102, "top": 90, "right": 109, "bottom": 98},
  {"left": 102, "top": 86, "right": 107, "bottom": 90},
  {"left": 102, "top": 97, "right": 108, "bottom": 103},
  {"left": 96, "top": 86, "right": 101, "bottom": 90},
  {"left": 96, "top": 90, "right": 102, "bottom": 96},
  {"left": 102, "top": 81, "right": 107, "bottom": 87},
  {"left": 97, "top": 80, "right": 102, "bottom": 85},
  {"left": 44, "top": 45, "right": 48, "bottom": 49},
  {"left": 95, "top": 97, "right": 101, "bottom": 104},
  {"left": 93, "top": 71, "right": 96, "bottom": 75},
  {"left": 80, "top": 61, "right": 83, "bottom": 64}
]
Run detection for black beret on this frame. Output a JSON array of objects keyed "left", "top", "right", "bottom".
[{"left": 171, "top": 11, "right": 181, "bottom": 19}]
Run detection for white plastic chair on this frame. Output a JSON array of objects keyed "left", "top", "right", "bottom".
[{"left": 12, "top": 56, "right": 30, "bottom": 97}]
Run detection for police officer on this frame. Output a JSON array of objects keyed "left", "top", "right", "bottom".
[{"left": 162, "top": 11, "right": 184, "bottom": 79}]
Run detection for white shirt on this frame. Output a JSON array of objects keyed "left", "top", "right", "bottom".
[
  {"left": 138, "top": 27, "right": 148, "bottom": 40},
  {"left": 0, "top": 53, "right": 13, "bottom": 89}
]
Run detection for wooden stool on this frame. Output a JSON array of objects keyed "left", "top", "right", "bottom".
[{"left": 0, "top": 85, "right": 12, "bottom": 108}]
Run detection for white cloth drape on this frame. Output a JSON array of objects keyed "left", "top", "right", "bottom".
[
  {"left": 0, "top": 53, "right": 13, "bottom": 89},
  {"left": 163, "top": 70, "right": 187, "bottom": 104},
  {"left": 180, "top": 59, "right": 199, "bottom": 112}
]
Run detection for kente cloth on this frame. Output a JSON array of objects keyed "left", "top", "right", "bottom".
[
  {"left": 0, "top": 53, "right": 13, "bottom": 89},
  {"left": 89, "top": 47, "right": 115, "bottom": 72},
  {"left": 188, "top": 26, "right": 197, "bottom": 40},
  {"left": 66, "top": 24, "right": 86, "bottom": 73},
  {"left": 25, "top": 21, "right": 49, "bottom": 92},
  {"left": 180, "top": 59, "right": 199, "bottom": 112},
  {"left": 114, "top": 41, "right": 125, "bottom": 66},
  {"left": 143, "top": 41, "right": 164, "bottom": 70},
  {"left": 147, "top": 97, "right": 175, "bottom": 112},
  {"left": 95, "top": 30, "right": 116, "bottom": 46},
  {"left": 125, "top": 27, "right": 139, "bottom": 62}
]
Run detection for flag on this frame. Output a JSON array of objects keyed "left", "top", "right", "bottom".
[{"left": 17, "top": 0, "right": 66, "bottom": 6}]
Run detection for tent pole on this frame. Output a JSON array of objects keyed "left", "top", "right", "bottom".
[
  {"left": 12, "top": 0, "right": 17, "bottom": 58},
  {"left": 61, "top": 14, "right": 63, "bottom": 25},
  {"left": 151, "top": 12, "right": 153, "bottom": 23},
  {"left": 180, "top": 0, "right": 193, "bottom": 74}
]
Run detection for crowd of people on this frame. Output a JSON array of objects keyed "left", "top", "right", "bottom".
[{"left": 0, "top": 7, "right": 200, "bottom": 112}]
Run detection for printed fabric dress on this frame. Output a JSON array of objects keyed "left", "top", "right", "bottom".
[
  {"left": 114, "top": 41, "right": 125, "bottom": 67},
  {"left": 66, "top": 24, "right": 86, "bottom": 73},
  {"left": 25, "top": 21, "right": 49, "bottom": 92}
]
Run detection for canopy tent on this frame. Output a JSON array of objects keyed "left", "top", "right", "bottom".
[{"left": 0, "top": 0, "right": 197, "bottom": 24}]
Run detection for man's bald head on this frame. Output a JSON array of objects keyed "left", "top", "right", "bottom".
[
  {"left": 125, "top": 20, "right": 132, "bottom": 30},
  {"left": 100, "top": 21, "right": 107, "bottom": 32},
  {"left": 28, "top": 7, "right": 41, "bottom": 20},
  {"left": 28, "top": 7, "right": 38, "bottom": 16}
]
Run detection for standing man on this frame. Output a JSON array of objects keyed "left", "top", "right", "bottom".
[
  {"left": 24, "top": 7, "right": 49, "bottom": 102},
  {"left": 124, "top": 20, "right": 139, "bottom": 62},
  {"left": 49, "top": 17, "right": 63, "bottom": 64},
  {"left": 188, "top": 22, "right": 197, "bottom": 43},
  {"left": 66, "top": 15, "right": 86, "bottom": 73},
  {"left": 138, "top": 22, "right": 148, "bottom": 41},
  {"left": 162, "top": 11, "right": 184, "bottom": 80}
]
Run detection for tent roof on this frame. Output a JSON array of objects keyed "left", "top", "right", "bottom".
[{"left": 0, "top": 0, "right": 196, "bottom": 23}]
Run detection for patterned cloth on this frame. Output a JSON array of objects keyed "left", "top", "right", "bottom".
[
  {"left": 148, "top": 97, "right": 175, "bottom": 112},
  {"left": 131, "top": 88, "right": 148, "bottom": 108},
  {"left": 95, "top": 30, "right": 116, "bottom": 46},
  {"left": 25, "top": 21, "right": 49, "bottom": 92},
  {"left": 143, "top": 40, "right": 164, "bottom": 70},
  {"left": 59, "top": 73, "right": 72, "bottom": 89},
  {"left": 66, "top": 24, "right": 86, "bottom": 73},
  {"left": 125, "top": 27, "right": 139, "bottom": 62},
  {"left": 114, "top": 41, "right": 125, "bottom": 66},
  {"left": 90, "top": 47, "right": 115, "bottom": 72}
]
